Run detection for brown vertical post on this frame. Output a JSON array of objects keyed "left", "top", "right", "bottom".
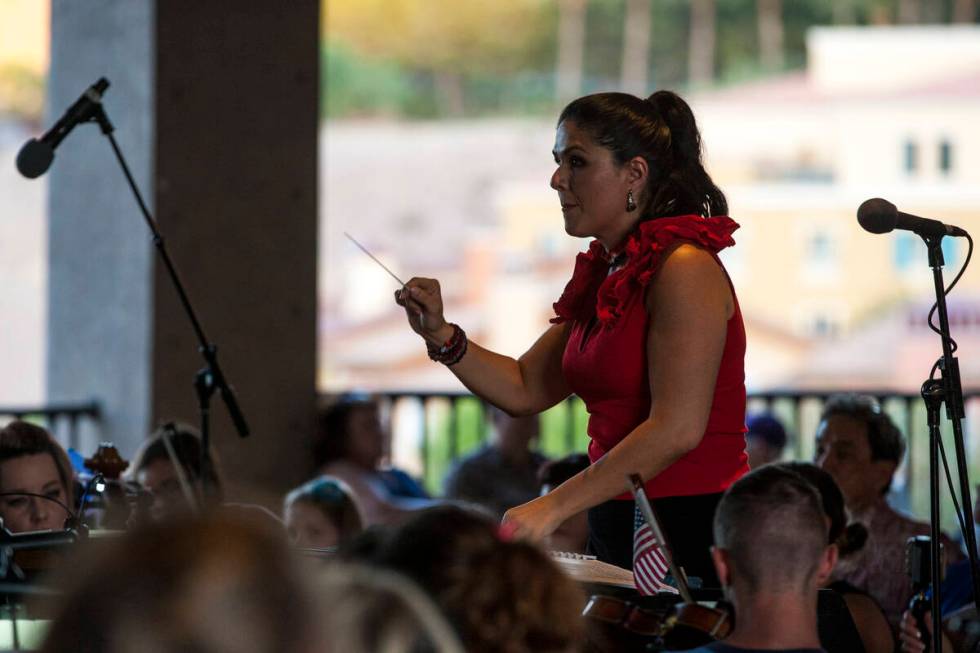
[{"left": 153, "top": 1, "right": 319, "bottom": 503}]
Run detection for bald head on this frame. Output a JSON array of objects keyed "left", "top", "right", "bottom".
[{"left": 713, "top": 466, "right": 828, "bottom": 594}]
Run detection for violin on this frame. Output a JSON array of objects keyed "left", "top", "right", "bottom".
[
  {"left": 584, "top": 593, "right": 668, "bottom": 636},
  {"left": 583, "top": 592, "right": 670, "bottom": 651},
  {"left": 82, "top": 443, "right": 145, "bottom": 529},
  {"left": 84, "top": 443, "right": 129, "bottom": 480},
  {"left": 582, "top": 590, "right": 733, "bottom": 651},
  {"left": 662, "top": 600, "right": 733, "bottom": 649},
  {"left": 581, "top": 474, "right": 733, "bottom": 650}
]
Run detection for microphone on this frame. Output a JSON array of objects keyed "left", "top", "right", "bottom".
[
  {"left": 63, "top": 473, "right": 106, "bottom": 532},
  {"left": 15, "top": 77, "right": 110, "bottom": 179},
  {"left": 857, "top": 198, "right": 967, "bottom": 239}
]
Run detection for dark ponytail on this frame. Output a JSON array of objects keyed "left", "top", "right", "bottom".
[
  {"left": 773, "top": 462, "right": 868, "bottom": 557},
  {"left": 837, "top": 521, "right": 869, "bottom": 558},
  {"left": 557, "top": 90, "right": 727, "bottom": 220},
  {"left": 645, "top": 91, "right": 727, "bottom": 218}
]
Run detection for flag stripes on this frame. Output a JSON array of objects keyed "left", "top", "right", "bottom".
[{"left": 632, "top": 504, "right": 678, "bottom": 595}]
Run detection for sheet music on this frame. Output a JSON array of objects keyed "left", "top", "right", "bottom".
[{"left": 550, "top": 551, "right": 635, "bottom": 589}]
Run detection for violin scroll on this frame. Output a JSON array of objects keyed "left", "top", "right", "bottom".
[{"left": 84, "top": 443, "right": 129, "bottom": 480}]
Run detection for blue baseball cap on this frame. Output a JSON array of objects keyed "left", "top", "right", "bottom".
[{"left": 746, "top": 413, "right": 787, "bottom": 450}]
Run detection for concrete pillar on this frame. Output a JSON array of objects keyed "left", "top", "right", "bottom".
[{"left": 47, "top": 0, "right": 155, "bottom": 455}]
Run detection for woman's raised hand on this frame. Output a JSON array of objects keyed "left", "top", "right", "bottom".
[{"left": 395, "top": 277, "right": 451, "bottom": 342}]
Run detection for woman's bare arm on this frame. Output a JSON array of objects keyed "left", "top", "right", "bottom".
[
  {"left": 502, "top": 244, "right": 733, "bottom": 538},
  {"left": 397, "top": 278, "right": 572, "bottom": 416}
]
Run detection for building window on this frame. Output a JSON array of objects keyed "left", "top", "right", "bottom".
[
  {"left": 893, "top": 233, "right": 917, "bottom": 271},
  {"left": 904, "top": 139, "right": 918, "bottom": 174},
  {"left": 939, "top": 139, "right": 953, "bottom": 175},
  {"left": 800, "top": 227, "right": 840, "bottom": 285},
  {"left": 943, "top": 237, "right": 958, "bottom": 268},
  {"left": 811, "top": 314, "right": 839, "bottom": 339},
  {"left": 893, "top": 231, "right": 957, "bottom": 271},
  {"left": 806, "top": 231, "right": 835, "bottom": 267}
]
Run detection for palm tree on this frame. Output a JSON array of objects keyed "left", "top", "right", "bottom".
[
  {"left": 832, "top": 0, "right": 857, "bottom": 24},
  {"left": 688, "top": 0, "right": 716, "bottom": 87},
  {"left": 897, "top": 0, "right": 922, "bottom": 23},
  {"left": 954, "top": 0, "right": 977, "bottom": 22},
  {"left": 757, "top": 0, "right": 784, "bottom": 71},
  {"left": 557, "top": 0, "right": 587, "bottom": 103},
  {"left": 621, "top": 0, "right": 652, "bottom": 95}
]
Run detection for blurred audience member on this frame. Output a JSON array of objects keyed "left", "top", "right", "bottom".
[
  {"left": 928, "top": 486, "right": 980, "bottom": 620},
  {"left": 314, "top": 396, "right": 432, "bottom": 526},
  {"left": 131, "top": 422, "right": 223, "bottom": 519},
  {"left": 744, "top": 412, "right": 787, "bottom": 469},
  {"left": 444, "top": 408, "right": 546, "bottom": 519},
  {"left": 284, "top": 475, "right": 363, "bottom": 549},
  {"left": 372, "top": 505, "right": 585, "bottom": 653},
  {"left": 0, "top": 420, "right": 75, "bottom": 533},
  {"left": 898, "top": 608, "right": 956, "bottom": 653},
  {"left": 814, "top": 394, "right": 963, "bottom": 630},
  {"left": 898, "top": 487, "right": 980, "bottom": 653},
  {"left": 316, "top": 564, "right": 464, "bottom": 653},
  {"left": 40, "top": 513, "right": 321, "bottom": 653},
  {"left": 538, "top": 453, "right": 591, "bottom": 554},
  {"left": 778, "top": 462, "right": 893, "bottom": 653},
  {"left": 899, "top": 600, "right": 980, "bottom": 653},
  {"left": 687, "top": 465, "right": 836, "bottom": 652}
]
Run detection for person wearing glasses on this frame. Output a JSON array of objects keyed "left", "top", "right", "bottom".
[{"left": 0, "top": 420, "right": 75, "bottom": 533}]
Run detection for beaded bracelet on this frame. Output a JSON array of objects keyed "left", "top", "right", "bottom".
[{"left": 427, "top": 323, "right": 468, "bottom": 366}]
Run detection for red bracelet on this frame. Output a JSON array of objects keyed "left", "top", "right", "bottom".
[{"left": 427, "top": 323, "right": 467, "bottom": 366}]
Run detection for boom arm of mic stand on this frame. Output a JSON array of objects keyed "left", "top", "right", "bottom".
[{"left": 92, "top": 104, "right": 250, "bottom": 440}]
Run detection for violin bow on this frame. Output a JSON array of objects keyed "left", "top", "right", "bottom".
[
  {"left": 628, "top": 473, "right": 695, "bottom": 603},
  {"left": 161, "top": 422, "right": 201, "bottom": 514}
]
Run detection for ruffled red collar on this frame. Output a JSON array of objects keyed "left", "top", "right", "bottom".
[{"left": 551, "top": 215, "right": 739, "bottom": 326}]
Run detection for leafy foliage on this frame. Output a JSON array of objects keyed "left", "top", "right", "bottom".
[
  {"left": 322, "top": 0, "right": 979, "bottom": 118},
  {"left": 324, "top": 0, "right": 555, "bottom": 75}
]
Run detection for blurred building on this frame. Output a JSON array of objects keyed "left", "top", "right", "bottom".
[
  {"left": 697, "top": 25, "right": 980, "bottom": 389},
  {"left": 321, "top": 25, "right": 980, "bottom": 394}
]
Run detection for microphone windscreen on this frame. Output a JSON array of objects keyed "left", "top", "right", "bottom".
[
  {"left": 857, "top": 197, "right": 898, "bottom": 234},
  {"left": 15, "top": 139, "right": 54, "bottom": 179}
]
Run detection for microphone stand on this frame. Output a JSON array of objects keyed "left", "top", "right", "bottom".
[
  {"left": 86, "top": 101, "right": 249, "bottom": 502},
  {"left": 919, "top": 234, "right": 980, "bottom": 653}
]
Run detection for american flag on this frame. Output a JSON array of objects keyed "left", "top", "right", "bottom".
[{"left": 633, "top": 505, "right": 678, "bottom": 595}]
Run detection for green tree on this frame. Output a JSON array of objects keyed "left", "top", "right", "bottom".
[
  {"left": 757, "top": 0, "right": 784, "bottom": 71},
  {"left": 688, "top": 0, "right": 716, "bottom": 85},
  {"left": 324, "top": 0, "right": 555, "bottom": 115},
  {"left": 557, "top": 0, "right": 587, "bottom": 102},
  {"left": 621, "top": 0, "right": 652, "bottom": 94}
]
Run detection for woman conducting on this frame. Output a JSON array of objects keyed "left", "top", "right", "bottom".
[{"left": 395, "top": 90, "right": 748, "bottom": 583}]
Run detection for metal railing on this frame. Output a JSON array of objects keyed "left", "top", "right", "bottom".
[
  {"left": 0, "top": 401, "right": 102, "bottom": 451},
  {"left": 9, "top": 391, "right": 980, "bottom": 532},
  {"left": 326, "top": 389, "right": 980, "bottom": 533}
]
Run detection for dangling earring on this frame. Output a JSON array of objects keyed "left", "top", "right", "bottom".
[{"left": 626, "top": 189, "right": 637, "bottom": 212}]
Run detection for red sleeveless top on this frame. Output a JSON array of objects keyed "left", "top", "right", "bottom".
[{"left": 552, "top": 215, "right": 749, "bottom": 500}]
